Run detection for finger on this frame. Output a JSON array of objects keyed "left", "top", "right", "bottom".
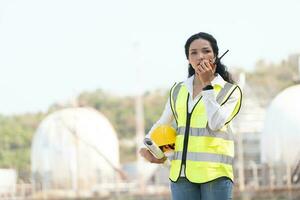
[
  {"left": 204, "top": 62, "right": 215, "bottom": 75},
  {"left": 150, "top": 156, "right": 166, "bottom": 164},
  {"left": 139, "top": 148, "right": 145, "bottom": 155},
  {"left": 145, "top": 152, "right": 157, "bottom": 162},
  {"left": 203, "top": 60, "right": 212, "bottom": 71},
  {"left": 139, "top": 147, "right": 148, "bottom": 153},
  {"left": 208, "top": 59, "right": 217, "bottom": 71},
  {"left": 198, "top": 67, "right": 204, "bottom": 77},
  {"left": 198, "top": 63, "right": 206, "bottom": 72},
  {"left": 201, "top": 62, "right": 211, "bottom": 73},
  {"left": 140, "top": 149, "right": 153, "bottom": 159},
  {"left": 194, "top": 66, "right": 201, "bottom": 74}
]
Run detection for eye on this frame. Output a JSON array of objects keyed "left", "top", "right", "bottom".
[{"left": 203, "top": 49, "right": 212, "bottom": 53}]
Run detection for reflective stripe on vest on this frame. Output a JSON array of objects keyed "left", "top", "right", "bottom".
[
  {"left": 176, "top": 127, "right": 234, "bottom": 141},
  {"left": 169, "top": 81, "right": 242, "bottom": 183},
  {"left": 172, "top": 151, "right": 233, "bottom": 165}
]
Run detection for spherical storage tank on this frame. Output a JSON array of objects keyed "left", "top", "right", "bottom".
[
  {"left": 261, "top": 85, "right": 300, "bottom": 164},
  {"left": 31, "top": 107, "right": 120, "bottom": 192}
]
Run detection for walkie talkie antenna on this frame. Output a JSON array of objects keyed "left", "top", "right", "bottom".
[{"left": 214, "top": 49, "right": 229, "bottom": 64}]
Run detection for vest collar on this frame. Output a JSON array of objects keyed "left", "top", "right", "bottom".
[{"left": 184, "top": 73, "right": 227, "bottom": 95}]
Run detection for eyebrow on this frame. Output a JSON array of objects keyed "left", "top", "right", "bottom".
[{"left": 190, "top": 47, "right": 211, "bottom": 51}]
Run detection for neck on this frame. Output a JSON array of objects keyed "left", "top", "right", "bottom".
[{"left": 193, "top": 76, "right": 203, "bottom": 88}]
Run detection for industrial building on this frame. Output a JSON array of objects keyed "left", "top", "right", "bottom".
[{"left": 31, "top": 107, "right": 120, "bottom": 198}]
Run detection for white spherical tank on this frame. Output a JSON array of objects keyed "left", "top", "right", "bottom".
[
  {"left": 31, "top": 107, "right": 120, "bottom": 192},
  {"left": 261, "top": 85, "right": 300, "bottom": 164}
]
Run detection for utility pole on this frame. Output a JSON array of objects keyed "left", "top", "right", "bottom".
[
  {"left": 133, "top": 41, "right": 146, "bottom": 194},
  {"left": 73, "top": 115, "right": 80, "bottom": 199},
  {"left": 75, "top": 131, "right": 80, "bottom": 198},
  {"left": 249, "top": 160, "right": 259, "bottom": 190}
]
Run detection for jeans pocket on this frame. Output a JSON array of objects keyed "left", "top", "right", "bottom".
[{"left": 211, "top": 177, "right": 233, "bottom": 191}]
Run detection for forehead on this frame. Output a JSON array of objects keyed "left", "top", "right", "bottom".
[{"left": 189, "top": 39, "right": 212, "bottom": 50}]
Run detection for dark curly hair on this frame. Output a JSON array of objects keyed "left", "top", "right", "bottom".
[{"left": 185, "top": 32, "right": 234, "bottom": 83}]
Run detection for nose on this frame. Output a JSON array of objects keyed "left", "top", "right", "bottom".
[{"left": 197, "top": 52, "right": 205, "bottom": 61}]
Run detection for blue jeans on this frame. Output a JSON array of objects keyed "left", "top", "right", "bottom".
[{"left": 170, "top": 177, "right": 233, "bottom": 200}]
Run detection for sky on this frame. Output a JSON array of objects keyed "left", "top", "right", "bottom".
[{"left": 0, "top": 0, "right": 299, "bottom": 115}]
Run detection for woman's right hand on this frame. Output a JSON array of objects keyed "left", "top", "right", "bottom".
[
  {"left": 139, "top": 148, "right": 166, "bottom": 164},
  {"left": 195, "top": 59, "right": 216, "bottom": 86}
]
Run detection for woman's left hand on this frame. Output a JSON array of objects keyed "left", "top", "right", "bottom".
[
  {"left": 139, "top": 148, "right": 167, "bottom": 164},
  {"left": 195, "top": 59, "right": 216, "bottom": 86}
]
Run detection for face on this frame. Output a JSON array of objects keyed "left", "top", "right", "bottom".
[{"left": 188, "top": 38, "right": 216, "bottom": 70}]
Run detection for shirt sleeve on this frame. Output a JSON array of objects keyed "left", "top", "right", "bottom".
[
  {"left": 202, "top": 87, "right": 240, "bottom": 130},
  {"left": 145, "top": 97, "right": 175, "bottom": 138}
]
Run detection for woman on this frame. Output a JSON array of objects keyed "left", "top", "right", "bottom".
[{"left": 140, "top": 32, "right": 242, "bottom": 200}]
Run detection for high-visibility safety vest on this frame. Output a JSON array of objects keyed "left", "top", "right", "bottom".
[{"left": 169, "top": 81, "right": 242, "bottom": 183}]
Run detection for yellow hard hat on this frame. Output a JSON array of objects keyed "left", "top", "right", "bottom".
[{"left": 150, "top": 125, "right": 176, "bottom": 147}]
